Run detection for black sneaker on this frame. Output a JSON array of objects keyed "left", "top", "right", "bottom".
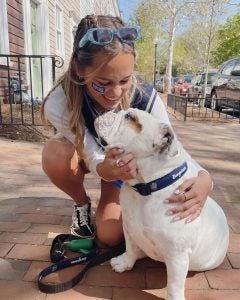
[{"left": 71, "top": 202, "right": 95, "bottom": 239}]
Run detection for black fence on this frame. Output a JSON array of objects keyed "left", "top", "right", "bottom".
[
  {"left": 167, "top": 94, "right": 240, "bottom": 123},
  {"left": 0, "top": 54, "right": 64, "bottom": 126}
]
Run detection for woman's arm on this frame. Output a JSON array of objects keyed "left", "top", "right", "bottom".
[
  {"left": 84, "top": 129, "right": 137, "bottom": 181},
  {"left": 166, "top": 170, "right": 212, "bottom": 222},
  {"left": 43, "top": 85, "right": 75, "bottom": 143}
]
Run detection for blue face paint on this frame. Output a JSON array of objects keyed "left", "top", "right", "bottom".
[{"left": 92, "top": 82, "right": 106, "bottom": 94}]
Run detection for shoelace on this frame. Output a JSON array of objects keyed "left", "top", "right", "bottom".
[{"left": 74, "top": 206, "right": 89, "bottom": 227}]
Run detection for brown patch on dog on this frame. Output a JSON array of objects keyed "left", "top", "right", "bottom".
[
  {"left": 153, "top": 142, "right": 169, "bottom": 154},
  {"left": 125, "top": 112, "right": 142, "bottom": 133}
]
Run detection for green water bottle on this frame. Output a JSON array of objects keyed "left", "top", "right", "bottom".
[{"left": 63, "top": 239, "right": 94, "bottom": 254}]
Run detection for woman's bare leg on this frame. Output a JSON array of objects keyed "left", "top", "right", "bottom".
[
  {"left": 42, "top": 134, "right": 88, "bottom": 204},
  {"left": 96, "top": 180, "right": 123, "bottom": 246},
  {"left": 42, "top": 134, "right": 95, "bottom": 238},
  {"left": 42, "top": 134, "right": 123, "bottom": 244}
]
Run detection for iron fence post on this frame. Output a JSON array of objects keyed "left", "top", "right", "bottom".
[
  {"left": 184, "top": 97, "right": 187, "bottom": 121},
  {"left": 52, "top": 56, "right": 56, "bottom": 84}
]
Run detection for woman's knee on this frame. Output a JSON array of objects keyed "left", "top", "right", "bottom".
[
  {"left": 96, "top": 220, "right": 123, "bottom": 247},
  {"left": 42, "top": 134, "right": 77, "bottom": 175}
]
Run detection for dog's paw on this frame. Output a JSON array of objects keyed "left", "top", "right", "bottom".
[{"left": 110, "top": 252, "right": 135, "bottom": 273}]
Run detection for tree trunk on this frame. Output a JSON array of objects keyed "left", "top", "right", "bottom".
[{"left": 164, "top": 2, "right": 176, "bottom": 94}]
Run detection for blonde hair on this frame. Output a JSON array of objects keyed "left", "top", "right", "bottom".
[{"left": 41, "top": 15, "right": 138, "bottom": 158}]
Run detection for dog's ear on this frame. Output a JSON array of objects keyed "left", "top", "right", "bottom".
[{"left": 153, "top": 123, "right": 174, "bottom": 154}]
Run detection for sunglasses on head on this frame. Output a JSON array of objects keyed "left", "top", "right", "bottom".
[{"left": 78, "top": 25, "right": 141, "bottom": 48}]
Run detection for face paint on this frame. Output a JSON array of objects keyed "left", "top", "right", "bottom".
[{"left": 92, "top": 82, "right": 106, "bottom": 94}]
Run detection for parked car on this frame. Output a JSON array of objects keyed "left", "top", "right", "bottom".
[
  {"left": 188, "top": 69, "right": 218, "bottom": 101},
  {"left": 155, "top": 76, "right": 164, "bottom": 93},
  {"left": 207, "top": 58, "right": 240, "bottom": 110},
  {"left": 173, "top": 74, "right": 193, "bottom": 96},
  {"left": 171, "top": 77, "right": 179, "bottom": 93}
]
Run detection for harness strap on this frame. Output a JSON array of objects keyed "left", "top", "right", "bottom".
[
  {"left": 38, "top": 234, "right": 125, "bottom": 293},
  {"left": 132, "top": 162, "right": 188, "bottom": 196}
]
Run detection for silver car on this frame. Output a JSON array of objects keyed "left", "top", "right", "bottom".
[
  {"left": 188, "top": 69, "right": 218, "bottom": 100},
  {"left": 209, "top": 58, "right": 240, "bottom": 111}
]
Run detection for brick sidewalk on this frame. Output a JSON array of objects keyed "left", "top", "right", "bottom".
[{"left": 0, "top": 114, "right": 240, "bottom": 299}]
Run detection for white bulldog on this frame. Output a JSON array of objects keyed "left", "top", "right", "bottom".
[{"left": 94, "top": 108, "right": 229, "bottom": 300}]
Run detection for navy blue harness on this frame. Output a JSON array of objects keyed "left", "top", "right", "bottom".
[{"left": 132, "top": 162, "right": 188, "bottom": 196}]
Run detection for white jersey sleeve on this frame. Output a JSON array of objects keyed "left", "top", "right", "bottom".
[
  {"left": 84, "top": 129, "right": 105, "bottom": 176},
  {"left": 150, "top": 92, "right": 206, "bottom": 173},
  {"left": 149, "top": 93, "right": 171, "bottom": 124},
  {"left": 44, "top": 85, "right": 75, "bottom": 143},
  {"left": 44, "top": 84, "right": 104, "bottom": 175}
]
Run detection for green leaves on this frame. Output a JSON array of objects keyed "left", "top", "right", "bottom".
[{"left": 212, "top": 13, "right": 240, "bottom": 66}]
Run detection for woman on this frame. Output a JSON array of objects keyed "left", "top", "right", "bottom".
[{"left": 41, "top": 15, "right": 212, "bottom": 246}]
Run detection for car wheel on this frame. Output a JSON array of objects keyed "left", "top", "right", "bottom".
[
  {"left": 211, "top": 92, "right": 219, "bottom": 110},
  {"left": 204, "top": 97, "right": 210, "bottom": 108}
]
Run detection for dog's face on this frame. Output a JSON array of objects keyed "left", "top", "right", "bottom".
[{"left": 94, "top": 108, "right": 174, "bottom": 158}]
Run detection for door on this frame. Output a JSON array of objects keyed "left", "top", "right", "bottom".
[
  {"left": 30, "top": 0, "right": 42, "bottom": 100},
  {"left": 216, "top": 60, "right": 236, "bottom": 100},
  {"left": 228, "top": 60, "right": 240, "bottom": 100},
  {"left": 226, "top": 60, "right": 240, "bottom": 110}
]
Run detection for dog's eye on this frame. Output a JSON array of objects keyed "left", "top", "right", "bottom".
[
  {"left": 125, "top": 112, "right": 131, "bottom": 119},
  {"left": 125, "top": 112, "right": 136, "bottom": 121},
  {"left": 125, "top": 112, "right": 142, "bottom": 132}
]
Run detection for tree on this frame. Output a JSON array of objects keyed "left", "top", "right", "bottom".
[
  {"left": 133, "top": 0, "right": 168, "bottom": 82},
  {"left": 133, "top": 0, "right": 202, "bottom": 92},
  {"left": 133, "top": 0, "right": 236, "bottom": 94},
  {"left": 159, "top": 0, "right": 234, "bottom": 94},
  {"left": 212, "top": 13, "right": 240, "bottom": 66},
  {"left": 156, "top": 0, "right": 196, "bottom": 93},
  {"left": 190, "top": 0, "right": 234, "bottom": 100}
]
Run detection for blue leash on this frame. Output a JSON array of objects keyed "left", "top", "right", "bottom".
[{"left": 38, "top": 234, "right": 125, "bottom": 293}]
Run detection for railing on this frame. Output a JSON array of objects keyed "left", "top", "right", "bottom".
[
  {"left": 167, "top": 94, "right": 240, "bottom": 123},
  {"left": 167, "top": 94, "right": 188, "bottom": 121},
  {"left": 0, "top": 54, "right": 64, "bottom": 126}
]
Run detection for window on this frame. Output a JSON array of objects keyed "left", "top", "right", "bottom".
[
  {"left": 184, "top": 75, "right": 193, "bottom": 83},
  {"left": 69, "top": 13, "right": 78, "bottom": 53},
  {"left": 232, "top": 60, "right": 240, "bottom": 72},
  {"left": 221, "top": 61, "right": 235, "bottom": 76},
  {"left": 56, "top": 4, "right": 64, "bottom": 55},
  {"left": 0, "top": 0, "right": 10, "bottom": 65}
]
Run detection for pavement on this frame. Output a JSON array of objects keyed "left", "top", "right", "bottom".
[{"left": 0, "top": 110, "right": 240, "bottom": 300}]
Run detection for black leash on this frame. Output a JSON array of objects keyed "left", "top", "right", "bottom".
[{"left": 38, "top": 234, "right": 125, "bottom": 293}]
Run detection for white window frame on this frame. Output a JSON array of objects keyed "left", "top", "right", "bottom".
[
  {"left": 56, "top": 3, "right": 64, "bottom": 56},
  {"left": 0, "top": 0, "right": 10, "bottom": 66},
  {"left": 69, "top": 11, "right": 78, "bottom": 53}
]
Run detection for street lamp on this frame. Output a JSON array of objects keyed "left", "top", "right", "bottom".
[{"left": 153, "top": 38, "right": 158, "bottom": 88}]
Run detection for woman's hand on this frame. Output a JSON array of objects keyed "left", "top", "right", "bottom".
[
  {"left": 165, "top": 171, "right": 213, "bottom": 223},
  {"left": 96, "top": 148, "right": 137, "bottom": 181}
]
